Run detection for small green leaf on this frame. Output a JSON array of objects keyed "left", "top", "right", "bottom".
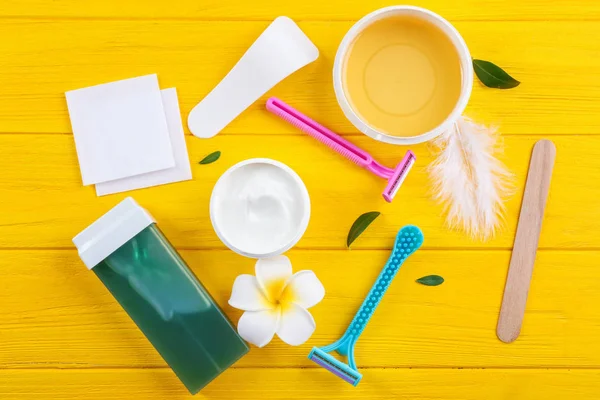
[
  {"left": 199, "top": 151, "right": 221, "bottom": 165},
  {"left": 473, "top": 59, "right": 520, "bottom": 89},
  {"left": 347, "top": 211, "right": 380, "bottom": 248},
  {"left": 416, "top": 275, "right": 444, "bottom": 286}
]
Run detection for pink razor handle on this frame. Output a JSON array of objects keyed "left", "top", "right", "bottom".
[{"left": 266, "top": 97, "right": 416, "bottom": 202}]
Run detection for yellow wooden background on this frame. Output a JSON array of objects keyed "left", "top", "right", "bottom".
[{"left": 1, "top": 0, "right": 600, "bottom": 398}]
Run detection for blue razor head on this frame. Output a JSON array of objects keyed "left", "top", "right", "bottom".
[{"left": 308, "top": 347, "right": 362, "bottom": 386}]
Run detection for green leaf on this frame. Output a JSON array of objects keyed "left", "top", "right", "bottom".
[
  {"left": 473, "top": 59, "right": 520, "bottom": 89},
  {"left": 199, "top": 151, "right": 221, "bottom": 165},
  {"left": 416, "top": 275, "right": 444, "bottom": 286},
  {"left": 347, "top": 211, "right": 380, "bottom": 248}
]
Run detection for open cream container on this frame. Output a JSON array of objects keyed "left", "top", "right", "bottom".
[
  {"left": 210, "top": 158, "right": 311, "bottom": 258},
  {"left": 333, "top": 6, "right": 474, "bottom": 145}
]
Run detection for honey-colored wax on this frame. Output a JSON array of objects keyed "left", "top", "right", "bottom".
[{"left": 343, "top": 15, "right": 462, "bottom": 137}]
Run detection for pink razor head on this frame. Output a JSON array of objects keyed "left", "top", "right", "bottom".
[
  {"left": 266, "top": 97, "right": 415, "bottom": 202},
  {"left": 381, "top": 150, "right": 416, "bottom": 202}
]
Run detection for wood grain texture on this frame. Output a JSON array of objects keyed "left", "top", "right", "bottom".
[
  {"left": 1, "top": 0, "right": 599, "bottom": 21},
  {"left": 0, "top": 134, "right": 595, "bottom": 249},
  {"left": 2, "top": 368, "right": 600, "bottom": 400},
  {"left": 498, "top": 140, "right": 557, "bottom": 343},
  {"left": 1, "top": 0, "right": 599, "bottom": 398},
  {"left": 0, "top": 20, "right": 599, "bottom": 135},
  {"left": 3, "top": 249, "right": 600, "bottom": 369}
]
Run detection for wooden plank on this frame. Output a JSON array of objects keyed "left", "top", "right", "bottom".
[
  {"left": 1, "top": 368, "right": 599, "bottom": 399},
  {"left": 1, "top": 0, "right": 598, "bottom": 21},
  {"left": 0, "top": 20, "right": 599, "bottom": 135},
  {"left": 0, "top": 134, "right": 594, "bottom": 249},
  {"left": 3, "top": 249, "right": 600, "bottom": 368}
]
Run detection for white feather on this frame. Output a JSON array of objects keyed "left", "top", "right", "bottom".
[{"left": 428, "top": 117, "right": 513, "bottom": 240}]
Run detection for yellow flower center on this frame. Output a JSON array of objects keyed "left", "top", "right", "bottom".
[{"left": 263, "top": 277, "right": 296, "bottom": 312}]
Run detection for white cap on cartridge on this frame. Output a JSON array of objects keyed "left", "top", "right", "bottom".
[{"left": 73, "top": 197, "right": 155, "bottom": 269}]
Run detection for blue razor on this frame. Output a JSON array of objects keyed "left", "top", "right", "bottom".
[{"left": 308, "top": 225, "right": 424, "bottom": 386}]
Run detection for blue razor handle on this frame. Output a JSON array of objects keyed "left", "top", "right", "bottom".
[{"left": 308, "top": 225, "right": 424, "bottom": 386}]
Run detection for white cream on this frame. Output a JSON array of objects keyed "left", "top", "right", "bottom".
[{"left": 210, "top": 159, "right": 310, "bottom": 257}]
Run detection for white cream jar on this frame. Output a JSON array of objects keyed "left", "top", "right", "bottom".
[{"left": 210, "top": 158, "right": 311, "bottom": 258}]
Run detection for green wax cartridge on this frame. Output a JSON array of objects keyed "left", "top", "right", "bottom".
[{"left": 74, "top": 198, "right": 248, "bottom": 394}]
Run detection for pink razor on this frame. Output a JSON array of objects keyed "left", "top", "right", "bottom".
[{"left": 266, "top": 97, "right": 416, "bottom": 202}]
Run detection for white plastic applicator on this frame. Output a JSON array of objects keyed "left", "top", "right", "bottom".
[{"left": 188, "top": 17, "right": 319, "bottom": 139}]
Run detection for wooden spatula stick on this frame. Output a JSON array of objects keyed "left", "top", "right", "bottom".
[{"left": 497, "top": 139, "right": 556, "bottom": 343}]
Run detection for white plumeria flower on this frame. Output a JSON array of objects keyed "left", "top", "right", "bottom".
[{"left": 228, "top": 255, "right": 325, "bottom": 347}]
